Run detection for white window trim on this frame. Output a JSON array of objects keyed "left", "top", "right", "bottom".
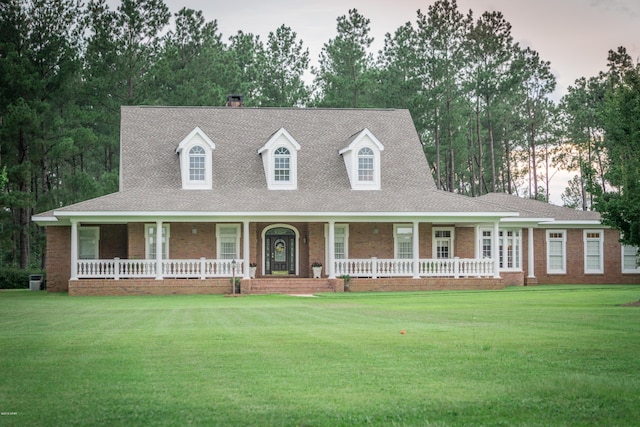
[
  {"left": 216, "top": 224, "right": 241, "bottom": 260},
  {"left": 583, "top": 229, "right": 604, "bottom": 274},
  {"left": 258, "top": 128, "right": 300, "bottom": 190},
  {"left": 338, "top": 128, "right": 384, "bottom": 191},
  {"left": 393, "top": 224, "right": 414, "bottom": 259},
  {"left": 78, "top": 226, "right": 99, "bottom": 260},
  {"left": 621, "top": 245, "right": 640, "bottom": 273},
  {"left": 324, "top": 224, "right": 349, "bottom": 263},
  {"left": 145, "top": 224, "right": 170, "bottom": 260},
  {"left": 433, "top": 227, "right": 455, "bottom": 259},
  {"left": 176, "top": 127, "right": 215, "bottom": 190},
  {"left": 546, "top": 229, "right": 566, "bottom": 275},
  {"left": 477, "top": 227, "right": 522, "bottom": 271},
  {"left": 500, "top": 228, "right": 522, "bottom": 271}
]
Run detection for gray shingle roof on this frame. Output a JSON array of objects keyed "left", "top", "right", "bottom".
[
  {"left": 46, "top": 106, "right": 511, "bottom": 215},
  {"left": 477, "top": 192, "right": 601, "bottom": 221},
  {"left": 31, "top": 106, "right": 602, "bottom": 224}
]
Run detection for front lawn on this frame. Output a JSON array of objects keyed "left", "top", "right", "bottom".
[{"left": 1, "top": 285, "right": 639, "bottom": 426}]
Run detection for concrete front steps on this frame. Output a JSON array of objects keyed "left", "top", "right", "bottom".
[{"left": 244, "top": 278, "right": 340, "bottom": 295}]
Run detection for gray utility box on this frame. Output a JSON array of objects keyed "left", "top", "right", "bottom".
[{"left": 29, "top": 274, "right": 43, "bottom": 291}]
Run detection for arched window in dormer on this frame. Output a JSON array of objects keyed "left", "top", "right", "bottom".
[
  {"left": 357, "top": 147, "right": 374, "bottom": 182},
  {"left": 176, "top": 127, "right": 215, "bottom": 190},
  {"left": 339, "top": 128, "right": 384, "bottom": 190},
  {"left": 258, "top": 128, "right": 300, "bottom": 190},
  {"left": 274, "top": 147, "right": 291, "bottom": 182},
  {"left": 189, "top": 146, "right": 206, "bottom": 182}
]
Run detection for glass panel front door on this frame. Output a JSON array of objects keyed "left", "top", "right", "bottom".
[{"left": 265, "top": 227, "right": 296, "bottom": 275}]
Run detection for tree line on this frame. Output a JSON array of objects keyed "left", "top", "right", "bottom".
[{"left": 1, "top": 0, "right": 638, "bottom": 269}]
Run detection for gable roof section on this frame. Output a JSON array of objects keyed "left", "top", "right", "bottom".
[
  {"left": 33, "top": 107, "right": 598, "bottom": 225},
  {"left": 338, "top": 128, "right": 384, "bottom": 155}
]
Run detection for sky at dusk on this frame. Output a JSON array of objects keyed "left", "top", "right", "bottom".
[{"left": 164, "top": 0, "right": 640, "bottom": 100}]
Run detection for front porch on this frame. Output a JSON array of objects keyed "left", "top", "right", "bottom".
[
  {"left": 68, "top": 256, "right": 502, "bottom": 296},
  {"left": 42, "top": 217, "right": 535, "bottom": 293}
]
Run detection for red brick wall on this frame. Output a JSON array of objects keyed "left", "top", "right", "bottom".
[
  {"left": 455, "top": 226, "right": 475, "bottom": 258},
  {"left": 348, "top": 277, "right": 505, "bottom": 292},
  {"left": 127, "top": 223, "right": 145, "bottom": 259},
  {"left": 45, "top": 226, "right": 71, "bottom": 292},
  {"left": 533, "top": 228, "right": 640, "bottom": 284},
  {"left": 69, "top": 278, "right": 233, "bottom": 296}
]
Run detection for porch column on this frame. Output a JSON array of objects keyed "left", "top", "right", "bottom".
[
  {"left": 155, "top": 220, "right": 163, "bottom": 280},
  {"left": 527, "top": 227, "right": 535, "bottom": 278},
  {"left": 243, "top": 220, "right": 250, "bottom": 280},
  {"left": 412, "top": 221, "right": 420, "bottom": 279},
  {"left": 70, "top": 220, "right": 78, "bottom": 281},
  {"left": 493, "top": 220, "right": 501, "bottom": 278},
  {"left": 328, "top": 220, "right": 336, "bottom": 279}
]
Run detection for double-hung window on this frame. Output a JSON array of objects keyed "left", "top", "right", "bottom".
[
  {"left": 622, "top": 245, "right": 640, "bottom": 273},
  {"left": 546, "top": 230, "right": 566, "bottom": 274},
  {"left": 78, "top": 227, "right": 99, "bottom": 260},
  {"left": 217, "top": 225, "right": 240, "bottom": 260},
  {"left": 145, "top": 224, "right": 169, "bottom": 260},
  {"left": 394, "top": 225, "right": 413, "bottom": 259},
  {"left": 334, "top": 225, "right": 348, "bottom": 259},
  {"left": 584, "top": 230, "right": 603, "bottom": 274}
]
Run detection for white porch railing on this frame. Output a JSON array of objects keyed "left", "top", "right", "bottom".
[
  {"left": 334, "top": 257, "right": 495, "bottom": 278},
  {"left": 77, "top": 258, "right": 244, "bottom": 279}
]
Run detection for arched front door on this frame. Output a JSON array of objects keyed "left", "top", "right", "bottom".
[{"left": 265, "top": 227, "right": 296, "bottom": 275}]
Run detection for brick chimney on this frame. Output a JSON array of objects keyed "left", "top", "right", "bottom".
[{"left": 226, "top": 94, "right": 244, "bottom": 107}]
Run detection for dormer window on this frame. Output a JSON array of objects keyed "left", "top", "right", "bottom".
[
  {"left": 358, "top": 147, "right": 374, "bottom": 182},
  {"left": 176, "top": 127, "right": 215, "bottom": 190},
  {"left": 339, "top": 128, "right": 384, "bottom": 190},
  {"left": 258, "top": 128, "right": 300, "bottom": 190},
  {"left": 189, "top": 146, "right": 206, "bottom": 181},
  {"left": 274, "top": 147, "right": 291, "bottom": 182}
]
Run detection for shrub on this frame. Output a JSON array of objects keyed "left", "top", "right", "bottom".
[{"left": 0, "top": 268, "right": 44, "bottom": 289}]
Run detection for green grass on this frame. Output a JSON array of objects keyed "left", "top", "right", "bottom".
[{"left": 1, "top": 285, "right": 639, "bottom": 426}]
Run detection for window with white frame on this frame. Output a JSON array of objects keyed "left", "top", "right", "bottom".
[
  {"left": 176, "top": 127, "right": 215, "bottom": 190},
  {"left": 546, "top": 230, "right": 566, "bottom": 274},
  {"left": 480, "top": 229, "right": 492, "bottom": 259},
  {"left": 334, "top": 225, "right": 348, "bottom": 259},
  {"left": 338, "top": 129, "right": 384, "bottom": 190},
  {"left": 325, "top": 224, "right": 349, "bottom": 261},
  {"left": 274, "top": 147, "right": 291, "bottom": 182},
  {"left": 394, "top": 225, "right": 413, "bottom": 259},
  {"left": 477, "top": 228, "right": 521, "bottom": 270},
  {"left": 78, "top": 227, "right": 99, "bottom": 260},
  {"left": 188, "top": 146, "right": 206, "bottom": 181},
  {"left": 500, "top": 229, "right": 521, "bottom": 270},
  {"left": 145, "top": 224, "right": 170, "bottom": 260},
  {"left": 622, "top": 245, "right": 640, "bottom": 273},
  {"left": 217, "top": 224, "right": 240, "bottom": 260},
  {"left": 357, "top": 147, "right": 374, "bottom": 182},
  {"left": 258, "top": 128, "right": 300, "bottom": 190},
  {"left": 433, "top": 227, "right": 454, "bottom": 259},
  {"left": 584, "top": 230, "right": 604, "bottom": 274}
]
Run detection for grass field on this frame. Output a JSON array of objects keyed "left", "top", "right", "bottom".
[{"left": 1, "top": 285, "right": 639, "bottom": 426}]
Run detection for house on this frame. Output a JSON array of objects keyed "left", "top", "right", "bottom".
[{"left": 32, "top": 104, "right": 640, "bottom": 295}]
